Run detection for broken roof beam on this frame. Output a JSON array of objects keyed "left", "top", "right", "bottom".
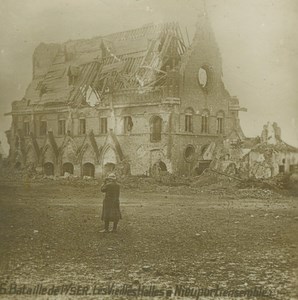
[
  {"left": 144, "top": 74, "right": 167, "bottom": 88},
  {"left": 140, "top": 65, "right": 167, "bottom": 75},
  {"left": 70, "top": 62, "right": 100, "bottom": 104}
]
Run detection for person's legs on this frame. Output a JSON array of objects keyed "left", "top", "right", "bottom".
[
  {"left": 100, "top": 221, "right": 109, "bottom": 233},
  {"left": 105, "top": 221, "right": 109, "bottom": 231},
  {"left": 112, "top": 221, "right": 118, "bottom": 232}
]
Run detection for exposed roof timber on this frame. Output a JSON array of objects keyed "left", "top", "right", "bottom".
[
  {"left": 21, "top": 22, "right": 186, "bottom": 107},
  {"left": 69, "top": 61, "right": 100, "bottom": 105}
]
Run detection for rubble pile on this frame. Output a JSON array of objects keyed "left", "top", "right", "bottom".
[
  {"left": 119, "top": 174, "right": 190, "bottom": 192},
  {"left": 0, "top": 162, "right": 296, "bottom": 198}
]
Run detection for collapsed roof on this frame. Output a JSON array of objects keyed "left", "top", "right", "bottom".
[{"left": 24, "top": 22, "right": 186, "bottom": 107}]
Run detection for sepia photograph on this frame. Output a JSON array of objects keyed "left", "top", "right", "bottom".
[{"left": 0, "top": 0, "right": 297, "bottom": 299}]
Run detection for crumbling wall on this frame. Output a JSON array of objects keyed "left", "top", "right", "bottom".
[
  {"left": 212, "top": 135, "right": 298, "bottom": 179},
  {"left": 248, "top": 151, "right": 273, "bottom": 179},
  {"left": 170, "top": 134, "right": 217, "bottom": 176},
  {"left": 179, "top": 14, "right": 232, "bottom": 137},
  {"left": 33, "top": 43, "right": 60, "bottom": 79}
]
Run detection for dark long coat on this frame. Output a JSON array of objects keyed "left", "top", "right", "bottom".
[{"left": 101, "top": 181, "right": 122, "bottom": 222}]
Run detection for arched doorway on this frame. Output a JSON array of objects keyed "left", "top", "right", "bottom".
[
  {"left": 83, "top": 163, "right": 95, "bottom": 177},
  {"left": 44, "top": 162, "right": 54, "bottom": 176},
  {"left": 62, "top": 162, "right": 74, "bottom": 175},
  {"left": 151, "top": 161, "right": 167, "bottom": 177}
]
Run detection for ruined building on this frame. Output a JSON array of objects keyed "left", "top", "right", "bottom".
[
  {"left": 5, "top": 14, "right": 246, "bottom": 178},
  {"left": 212, "top": 122, "right": 298, "bottom": 179}
]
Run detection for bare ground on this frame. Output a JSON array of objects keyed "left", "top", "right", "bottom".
[{"left": 0, "top": 177, "right": 297, "bottom": 299}]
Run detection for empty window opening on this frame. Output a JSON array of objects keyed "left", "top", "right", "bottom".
[
  {"left": 201, "top": 112, "right": 209, "bottom": 134},
  {"left": 79, "top": 119, "right": 86, "bottom": 135},
  {"left": 198, "top": 67, "right": 208, "bottom": 88},
  {"left": 124, "top": 116, "right": 133, "bottom": 133},
  {"left": 40, "top": 121, "right": 47, "bottom": 136},
  {"left": 150, "top": 116, "right": 162, "bottom": 142},
  {"left": 83, "top": 163, "right": 95, "bottom": 177},
  {"left": 159, "top": 161, "right": 167, "bottom": 172},
  {"left": 100, "top": 118, "right": 108, "bottom": 134},
  {"left": 217, "top": 114, "right": 224, "bottom": 134},
  {"left": 201, "top": 144, "right": 209, "bottom": 156},
  {"left": 184, "top": 145, "right": 195, "bottom": 162},
  {"left": 279, "top": 165, "right": 285, "bottom": 174},
  {"left": 58, "top": 120, "right": 66, "bottom": 135},
  {"left": 23, "top": 121, "right": 30, "bottom": 136},
  {"left": 185, "top": 114, "right": 193, "bottom": 133},
  {"left": 44, "top": 162, "right": 54, "bottom": 176},
  {"left": 62, "top": 162, "right": 74, "bottom": 175}
]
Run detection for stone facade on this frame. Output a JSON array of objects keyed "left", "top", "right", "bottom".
[{"left": 5, "top": 17, "right": 245, "bottom": 178}]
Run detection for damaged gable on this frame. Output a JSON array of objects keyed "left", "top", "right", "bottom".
[{"left": 22, "top": 23, "right": 186, "bottom": 108}]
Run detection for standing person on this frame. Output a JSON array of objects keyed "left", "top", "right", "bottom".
[{"left": 100, "top": 173, "right": 122, "bottom": 233}]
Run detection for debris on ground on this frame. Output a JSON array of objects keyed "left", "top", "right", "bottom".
[{"left": 0, "top": 163, "right": 296, "bottom": 198}]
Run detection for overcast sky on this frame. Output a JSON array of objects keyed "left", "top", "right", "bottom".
[{"left": 0, "top": 0, "right": 297, "bottom": 154}]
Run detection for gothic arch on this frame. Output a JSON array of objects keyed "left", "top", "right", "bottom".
[
  {"left": 100, "top": 144, "right": 118, "bottom": 174},
  {"left": 59, "top": 137, "right": 77, "bottom": 165},
  {"left": 185, "top": 107, "right": 195, "bottom": 114},
  {"left": 80, "top": 143, "right": 97, "bottom": 165},
  {"left": 25, "top": 144, "right": 38, "bottom": 166},
  {"left": 41, "top": 144, "right": 56, "bottom": 165},
  {"left": 101, "top": 144, "right": 118, "bottom": 165}
]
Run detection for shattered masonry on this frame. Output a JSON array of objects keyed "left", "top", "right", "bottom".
[{"left": 5, "top": 12, "right": 297, "bottom": 179}]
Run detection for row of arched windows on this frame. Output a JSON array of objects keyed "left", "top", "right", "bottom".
[
  {"left": 20, "top": 110, "right": 224, "bottom": 142},
  {"left": 184, "top": 108, "right": 225, "bottom": 135},
  {"left": 20, "top": 114, "right": 164, "bottom": 143}
]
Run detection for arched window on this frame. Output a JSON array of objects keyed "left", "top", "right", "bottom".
[
  {"left": 217, "top": 111, "right": 224, "bottom": 134},
  {"left": 197, "top": 65, "right": 212, "bottom": 91},
  {"left": 79, "top": 118, "right": 86, "bottom": 135},
  {"left": 39, "top": 116, "right": 47, "bottom": 136},
  {"left": 58, "top": 115, "right": 66, "bottom": 136},
  {"left": 201, "top": 110, "right": 209, "bottom": 134},
  {"left": 184, "top": 145, "right": 195, "bottom": 162},
  {"left": 150, "top": 116, "right": 162, "bottom": 142},
  {"left": 99, "top": 117, "right": 107, "bottom": 134},
  {"left": 124, "top": 116, "right": 133, "bottom": 133},
  {"left": 23, "top": 116, "right": 30, "bottom": 136},
  {"left": 185, "top": 108, "right": 194, "bottom": 133}
]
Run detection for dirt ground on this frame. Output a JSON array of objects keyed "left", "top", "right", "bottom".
[{"left": 0, "top": 177, "right": 298, "bottom": 300}]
